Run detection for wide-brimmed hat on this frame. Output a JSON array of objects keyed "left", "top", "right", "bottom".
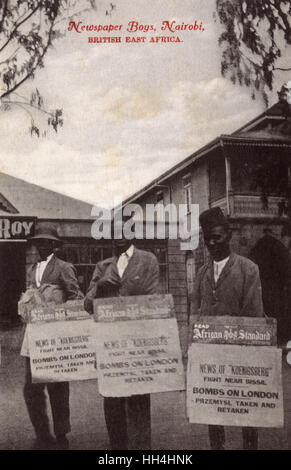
[{"left": 28, "top": 223, "right": 61, "bottom": 242}]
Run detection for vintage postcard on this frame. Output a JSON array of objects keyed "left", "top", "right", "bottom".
[{"left": 0, "top": 0, "right": 291, "bottom": 453}]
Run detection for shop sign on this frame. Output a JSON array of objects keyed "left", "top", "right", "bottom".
[{"left": 0, "top": 217, "right": 36, "bottom": 240}]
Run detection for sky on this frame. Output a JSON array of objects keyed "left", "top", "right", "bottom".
[{"left": 0, "top": 0, "right": 289, "bottom": 209}]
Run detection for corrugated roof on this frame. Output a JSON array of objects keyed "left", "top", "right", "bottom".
[{"left": 0, "top": 172, "right": 94, "bottom": 219}]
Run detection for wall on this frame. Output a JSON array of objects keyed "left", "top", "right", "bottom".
[
  {"left": 167, "top": 238, "right": 188, "bottom": 354},
  {"left": 209, "top": 151, "right": 226, "bottom": 202}
]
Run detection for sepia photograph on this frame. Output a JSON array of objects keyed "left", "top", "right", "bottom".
[{"left": 0, "top": 0, "right": 291, "bottom": 454}]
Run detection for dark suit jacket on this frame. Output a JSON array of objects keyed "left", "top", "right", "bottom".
[
  {"left": 27, "top": 254, "right": 83, "bottom": 301},
  {"left": 84, "top": 247, "right": 159, "bottom": 314},
  {"left": 191, "top": 252, "right": 264, "bottom": 318}
]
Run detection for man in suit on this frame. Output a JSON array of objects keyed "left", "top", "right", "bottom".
[
  {"left": 188, "top": 208, "right": 264, "bottom": 450},
  {"left": 21, "top": 223, "right": 83, "bottom": 450},
  {"left": 84, "top": 218, "right": 159, "bottom": 450}
]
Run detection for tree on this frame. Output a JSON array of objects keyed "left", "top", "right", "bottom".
[
  {"left": 216, "top": 1, "right": 291, "bottom": 216},
  {"left": 0, "top": 0, "right": 96, "bottom": 136},
  {"left": 216, "top": 0, "right": 291, "bottom": 105}
]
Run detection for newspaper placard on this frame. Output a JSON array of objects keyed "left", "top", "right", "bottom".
[
  {"left": 94, "top": 294, "right": 175, "bottom": 322},
  {"left": 187, "top": 343, "right": 283, "bottom": 428},
  {"left": 93, "top": 295, "right": 185, "bottom": 397},
  {"left": 28, "top": 318, "right": 97, "bottom": 383},
  {"left": 191, "top": 316, "right": 277, "bottom": 346},
  {"left": 19, "top": 298, "right": 91, "bottom": 324}
]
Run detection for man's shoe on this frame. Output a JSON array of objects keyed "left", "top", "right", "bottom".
[
  {"left": 31, "top": 435, "right": 56, "bottom": 450},
  {"left": 55, "top": 435, "right": 69, "bottom": 450}
]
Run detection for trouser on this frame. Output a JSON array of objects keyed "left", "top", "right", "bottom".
[
  {"left": 23, "top": 358, "right": 70, "bottom": 439},
  {"left": 209, "top": 425, "right": 258, "bottom": 450},
  {"left": 104, "top": 394, "right": 151, "bottom": 450}
]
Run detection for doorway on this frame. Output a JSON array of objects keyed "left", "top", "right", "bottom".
[{"left": 0, "top": 242, "right": 26, "bottom": 328}]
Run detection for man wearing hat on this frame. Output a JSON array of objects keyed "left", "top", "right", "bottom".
[
  {"left": 84, "top": 216, "right": 159, "bottom": 450},
  {"left": 188, "top": 207, "right": 264, "bottom": 450},
  {"left": 21, "top": 223, "right": 83, "bottom": 450}
]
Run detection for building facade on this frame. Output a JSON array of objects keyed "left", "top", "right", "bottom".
[
  {"left": 0, "top": 173, "right": 103, "bottom": 327},
  {"left": 121, "top": 92, "right": 291, "bottom": 351},
  {"left": 0, "top": 173, "right": 169, "bottom": 327}
]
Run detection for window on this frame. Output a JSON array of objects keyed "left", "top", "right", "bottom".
[
  {"left": 135, "top": 240, "right": 168, "bottom": 294},
  {"left": 59, "top": 240, "right": 168, "bottom": 295},
  {"left": 182, "top": 174, "right": 192, "bottom": 213},
  {"left": 59, "top": 242, "right": 113, "bottom": 294}
]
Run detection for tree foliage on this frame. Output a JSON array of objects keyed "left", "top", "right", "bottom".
[
  {"left": 0, "top": 0, "right": 96, "bottom": 135},
  {"left": 216, "top": 0, "right": 291, "bottom": 104}
]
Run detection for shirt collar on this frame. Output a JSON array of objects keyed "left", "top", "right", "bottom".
[
  {"left": 213, "top": 255, "right": 230, "bottom": 267},
  {"left": 39, "top": 253, "right": 54, "bottom": 264},
  {"left": 125, "top": 244, "right": 134, "bottom": 258}
]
